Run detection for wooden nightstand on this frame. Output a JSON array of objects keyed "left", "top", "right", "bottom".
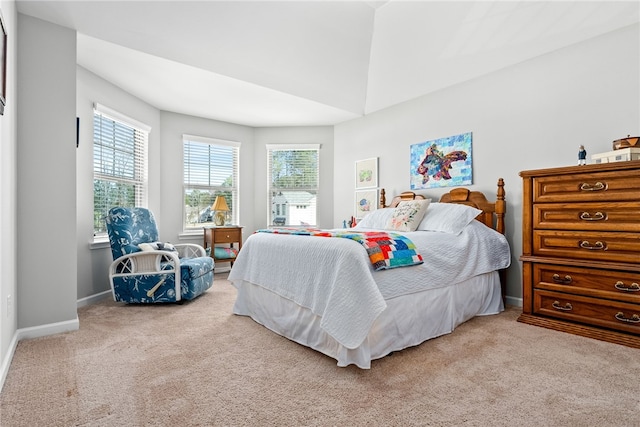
[{"left": 203, "top": 226, "right": 243, "bottom": 266}]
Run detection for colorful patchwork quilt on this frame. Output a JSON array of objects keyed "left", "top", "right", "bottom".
[{"left": 255, "top": 227, "right": 423, "bottom": 271}]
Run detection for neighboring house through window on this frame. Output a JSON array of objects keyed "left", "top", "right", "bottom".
[
  {"left": 93, "top": 103, "right": 150, "bottom": 240},
  {"left": 267, "top": 144, "right": 320, "bottom": 227},
  {"left": 183, "top": 135, "right": 240, "bottom": 231}
]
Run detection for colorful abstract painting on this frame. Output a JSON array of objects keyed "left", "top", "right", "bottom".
[{"left": 410, "top": 132, "right": 473, "bottom": 189}]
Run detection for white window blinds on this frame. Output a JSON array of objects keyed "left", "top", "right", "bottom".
[
  {"left": 183, "top": 135, "right": 240, "bottom": 229},
  {"left": 93, "top": 104, "right": 149, "bottom": 237},
  {"left": 267, "top": 144, "right": 320, "bottom": 227}
]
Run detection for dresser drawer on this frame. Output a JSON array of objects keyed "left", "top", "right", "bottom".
[
  {"left": 533, "top": 169, "right": 640, "bottom": 203},
  {"left": 533, "top": 230, "right": 640, "bottom": 264},
  {"left": 533, "top": 263, "right": 640, "bottom": 303},
  {"left": 533, "top": 202, "right": 640, "bottom": 232},
  {"left": 534, "top": 289, "right": 640, "bottom": 335}
]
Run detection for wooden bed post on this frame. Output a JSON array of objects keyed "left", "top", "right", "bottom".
[
  {"left": 495, "top": 178, "right": 505, "bottom": 235},
  {"left": 379, "top": 188, "right": 386, "bottom": 209},
  {"left": 494, "top": 177, "right": 506, "bottom": 305}
]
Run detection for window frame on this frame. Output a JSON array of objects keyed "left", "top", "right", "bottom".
[
  {"left": 266, "top": 144, "right": 320, "bottom": 228},
  {"left": 182, "top": 134, "right": 240, "bottom": 232},
  {"left": 92, "top": 103, "right": 150, "bottom": 241}
]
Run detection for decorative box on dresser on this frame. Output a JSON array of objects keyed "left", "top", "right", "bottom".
[{"left": 518, "top": 160, "right": 640, "bottom": 348}]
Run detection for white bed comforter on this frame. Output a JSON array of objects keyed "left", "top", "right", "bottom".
[{"left": 228, "top": 220, "right": 510, "bottom": 350}]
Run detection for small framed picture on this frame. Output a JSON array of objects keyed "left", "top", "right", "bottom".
[
  {"left": 355, "top": 157, "right": 378, "bottom": 189},
  {"left": 355, "top": 189, "right": 378, "bottom": 219}
]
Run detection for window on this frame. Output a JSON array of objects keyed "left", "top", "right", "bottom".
[
  {"left": 183, "top": 135, "right": 240, "bottom": 230},
  {"left": 267, "top": 144, "right": 320, "bottom": 227},
  {"left": 93, "top": 104, "right": 150, "bottom": 238}
]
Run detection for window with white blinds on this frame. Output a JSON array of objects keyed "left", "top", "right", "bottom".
[
  {"left": 93, "top": 104, "right": 149, "bottom": 238},
  {"left": 183, "top": 135, "right": 240, "bottom": 230},
  {"left": 267, "top": 144, "right": 319, "bottom": 227}
]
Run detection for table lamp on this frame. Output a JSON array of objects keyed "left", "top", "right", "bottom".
[{"left": 211, "top": 196, "right": 230, "bottom": 226}]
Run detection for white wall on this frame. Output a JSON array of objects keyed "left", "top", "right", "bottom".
[
  {"left": 334, "top": 24, "right": 640, "bottom": 304},
  {"left": 17, "top": 14, "right": 77, "bottom": 328},
  {"left": 254, "top": 127, "right": 335, "bottom": 229},
  {"left": 0, "top": 0, "right": 18, "bottom": 389}
]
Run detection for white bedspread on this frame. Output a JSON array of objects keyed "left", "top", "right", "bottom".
[{"left": 228, "top": 220, "right": 510, "bottom": 350}]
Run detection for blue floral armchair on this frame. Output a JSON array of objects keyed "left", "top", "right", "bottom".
[{"left": 106, "top": 207, "right": 214, "bottom": 303}]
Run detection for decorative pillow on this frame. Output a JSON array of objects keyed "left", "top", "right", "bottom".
[
  {"left": 353, "top": 208, "right": 395, "bottom": 230},
  {"left": 417, "top": 203, "right": 483, "bottom": 234},
  {"left": 213, "top": 247, "right": 238, "bottom": 259},
  {"left": 138, "top": 242, "right": 177, "bottom": 252},
  {"left": 386, "top": 199, "right": 431, "bottom": 232}
]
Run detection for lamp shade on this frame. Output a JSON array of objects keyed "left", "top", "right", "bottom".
[
  {"left": 211, "top": 196, "right": 230, "bottom": 226},
  {"left": 211, "top": 196, "right": 230, "bottom": 212}
]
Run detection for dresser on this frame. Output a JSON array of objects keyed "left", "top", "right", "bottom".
[{"left": 518, "top": 160, "right": 640, "bottom": 347}]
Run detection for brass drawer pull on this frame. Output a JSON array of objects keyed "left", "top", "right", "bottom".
[
  {"left": 580, "top": 181, "right": 606, "bottom": 191},
  {"left": 552, "top": 274, "right": 572, "bottom": 284},
  {"left": 615, "top": 312, "right": 640, "bottom": 324},
  {"left": 552, "top": 301, "right": 573, "bottom": 311},
  {"left": 614, "top": 281, "right": 640, "bottom": 292},
  {"left": 579, "top": 211, "right": 606, "bottom": 221},
  {"left": 579, "top": 240, "right": 606, "bottom": 250}
]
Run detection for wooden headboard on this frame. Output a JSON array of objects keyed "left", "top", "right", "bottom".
[
  {"left": 379, "top": 178, "right": 506, "bottom": 235},
  {"left": 379, "top": 178, "right": 507, "bottom": 303}
]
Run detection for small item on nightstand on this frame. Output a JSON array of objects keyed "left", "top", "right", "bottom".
[{"left": 578, "top": 145, "right": 587, "bottom": 165}]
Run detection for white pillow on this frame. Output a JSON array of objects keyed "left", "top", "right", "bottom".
[
  {"left": 386, "top": 199, "right": 431, "bottom": 232},
  {"left": 354, "top": 208, "right": 395, "bottom": 229},
  {"left": 138, "top": 242, "right": 177, "bottom": 252},
  {"left": 417, "top": 203, "right": 483, "bottom": 234}
]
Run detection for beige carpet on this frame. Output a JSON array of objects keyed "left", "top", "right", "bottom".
[{"left": 1, "top": 273, "right": 639, "bottom": 427}]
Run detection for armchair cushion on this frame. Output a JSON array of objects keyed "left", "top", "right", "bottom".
[
  {"left": 180, "top": 257, "right": 215, "bottom": 281},
  {"left": 106, "top": 207, "right": 159, "bottom": 260}
]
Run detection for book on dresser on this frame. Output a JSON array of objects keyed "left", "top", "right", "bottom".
[{"left": 518, "top": 160, "right": 640, "bottom": 348}]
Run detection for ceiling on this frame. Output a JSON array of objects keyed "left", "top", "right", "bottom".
[{"left": 16, "top": 1, "right": 640, "bottom": 127}]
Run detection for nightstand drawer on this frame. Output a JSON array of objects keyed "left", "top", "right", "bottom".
[
  {"left": 533, "top": 263, "right": 640, "bottom": 303},
  {"left": 533, "top": 202, "right": 640, "bottom": 232},
  {"left": 533, "top": 230, "right": 640, "bottom": 264},
  {"left": 534, "top": 289, "right": 640, "bottom": 335},
  {"left": 533, "top": 169, "right": 640, "bottom": 203},
  {"left": 214, "top": 228, "right": 242, "bottom": 243}
]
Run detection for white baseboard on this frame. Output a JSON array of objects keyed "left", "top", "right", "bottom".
[
  {"left": 0, "top": 316, "right": 79, "bottom": 394},
  {"left": 77, "top": 289, "right": 112, "bottom": 308},
  {"left": 0, "top": 332, "right": 18, "bottom": 393},
  {"left": 16, "top": 317, "right": 79, "bottom": 341},
  {"left": 505, "top": 295, "right": 523, "bottom": 308}
]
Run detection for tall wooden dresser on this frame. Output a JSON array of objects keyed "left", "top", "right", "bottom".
[{"left": 518, "top": 160, "right": 640, "bottom": 347}]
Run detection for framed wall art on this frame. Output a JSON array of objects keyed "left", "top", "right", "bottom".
[
  {"left": 354, "top": 189, "right": 377, "bottom": 219},
  {"left": 409, "top": 132, "right": 473, "bottom": 189},
  {"left": 355, "top": 157, "right": 378, "bottom": 189}
]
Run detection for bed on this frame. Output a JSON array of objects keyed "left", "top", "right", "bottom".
[{"left": 228, "top": 178, "right": 510, "bottom": 368}]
